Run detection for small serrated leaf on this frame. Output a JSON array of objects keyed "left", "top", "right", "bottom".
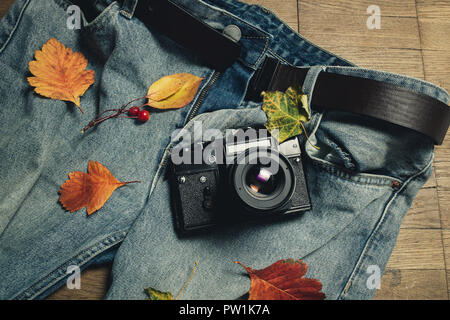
[
  {"left": 144, "top": 287, "right": 174, "bottom": 300},
  {"left": 27, "top": 38, "right": 95, "bottom": 113},
  {"left": 58, "top": 161, "right": 140, "bottom": 215}
]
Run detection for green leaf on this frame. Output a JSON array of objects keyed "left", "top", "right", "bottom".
[
  {"left": 144, "top": 287, "right": 174, "bottom": 300},
  {"left": 261, "top": 86, "right": 311, "bottom": 143}
]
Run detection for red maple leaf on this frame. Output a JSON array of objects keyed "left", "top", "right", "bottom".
[{"left": 235, "top": 259, "right": 326, "bottom": 300}]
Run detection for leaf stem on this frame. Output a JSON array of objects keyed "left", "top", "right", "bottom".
[
  {"left": 175, "top": 261, "right": 198, "bottom": 300},
  {"left": 76, "top": 105, "right": 85, "bottom": 114},
  {"left": 123, "top": 180, "right": 141, "bottom": 185},
  {"left": 299, "top": 121, "right": 320, "bottom": 150}
]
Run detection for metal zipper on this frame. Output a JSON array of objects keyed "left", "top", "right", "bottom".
[
  {"left": 187, "top": 71, "right": 221, "bottom": 122},
  {"left": 157, "top": 72, "right": 222, "bottom": 177}
]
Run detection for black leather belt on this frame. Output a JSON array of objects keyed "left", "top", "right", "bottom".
[
  {"left": 247, "top": 57, "right": 450, "bottom": 145},
  {"left": 132, "top": 0, "right": 449, "bottom": 145},
  {"left": 134, "top": 0, "right": 241, "bottom": 71}
]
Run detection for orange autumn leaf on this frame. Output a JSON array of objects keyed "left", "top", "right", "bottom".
[
  {"left": 235, "top": 259, "right": 326, "bottom": 300},
  {"left": 27, "top": 38, "right": 95, "bottom": 113},
  {"left": 146, "top": 73, "right": 203, "bottom": 109},
  {"left": 58, "top": 161, "right": 140, "bottom": 215}
]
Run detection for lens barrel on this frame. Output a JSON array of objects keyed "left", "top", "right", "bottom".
[{"left": 230, "top": 148, "right": 296, "bottom": 214}]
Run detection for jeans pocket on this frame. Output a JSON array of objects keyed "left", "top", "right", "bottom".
[{"left": 304, "top": 109, "right": 435, "bottom": 185}]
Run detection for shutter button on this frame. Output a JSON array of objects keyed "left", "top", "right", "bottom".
[{"left": 223, "top": 25, "right": 242, "bottom": 42}]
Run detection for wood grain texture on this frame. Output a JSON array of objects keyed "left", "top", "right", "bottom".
[
  {"left": 424, "top": 168, "right": 437, "bottom": 188},
  {"left": 298, "top": 2, "right": 421, "bottom": 49},
  {"left": 401, "top": 188, "right": 441, "bottom": 229},
  {"left": 315, "top": 46, "right": 425, "bottom": 79},
  {"left": 423, "top": 3, "right": 450, "bottom": 292},
  {"left": 448, "top": 270, "right": 450, "bottom": 297},
  {"left": 443, "top": 230, "right": 450, "bottom": 267},
  {"left": 0, "top": 0, "right": 448, "bottom": 300},
  {"left": 417, "top": 6, "right": 450, "bottom": 51},
  {"left": 46, "top": 265, "right": 111, "bottom": 300},
  {"left": 436, "top": 134, "right": 450, "bottom": 164},
  {"left": 299, "top": 0, "right": 417, "bottom": 17},
  {"left": 246, "top": 0, "right": 299, "bottom": 31},
  {"left": 0, "top": 0, "right": 15, "bottom": 17},
  {"left": 373, "top": 269, "right": 448, "bottom": 300},
  {"left": 386, "top": 229, "right": 445, "bottom": 270},
  {"left": 418, "top": 1, "right": 450, "bottom": 167},
  {"left": 435, "top": 162, "right": 450, "bottom": 229}
]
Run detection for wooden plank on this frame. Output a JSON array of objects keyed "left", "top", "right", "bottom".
[
  {"left": 416, "top": 0, "right": 450, "bottom": 18},
  {"left": 435, "top": 132, "right": 450, "bottom": 164},
  {"left": 46, "top": 265, "right": 110, "bottom": 300},
  {"left": 315, "top": 47, "right": 424, "bottom": 78},
  {"left": 417, "top": 2, "right": 450, "bottom": 171},
  {"left": 443, "top": 230, "right": 450, "bottom": 268},
  {"left": 448, "top": 270, "right": 450, "bottom": 297},
  {"left": 401, "top": 187, "right": 441, "bottom": 229},
  {"left": 406, "top": 1, "right": 450, "bottom": 298},
  {"left": 298, "top": 1, "right": 421, "bottom": 49},
  {"left": 423, "top": 168, "right": 437, "bottom": 188},
  {"left": 386, "top": 229, "right": 445, "bottom": 270},
  {"left": 374, "top": 269, "right": 448, "bottom": 300},
  {"left": 435, "top": 162, "right": 450, "bottom": 190},
  {"left": 0, "top": 0, "right": 15, "bottom": 19},
  {"left": 245, "top": 0, "right": 298, "bottom": 31},
  {"left": 421, "top": 50, "right": 450, "bottom": 101},
  {"left": 299, "top": 0, "right": 417, "bottom": 17},
  {"left": 444, "top": 230, "right": 450, "bottom": 299},
  {"left": 435, "top": 161, "right": 450, "bottom": 229},
  {"left": 298, "top": 14, "right": 420, "bottom": 50},
  {"left": 417, "top": 3, "right": 450, "bottom": 51}
]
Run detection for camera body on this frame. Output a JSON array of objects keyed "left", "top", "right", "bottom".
[{"left": 170, "top": 128, "right": 311, "bottom": 234}]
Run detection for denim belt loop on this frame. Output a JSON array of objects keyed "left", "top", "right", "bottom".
[
  {"left": 302, "top": 66, "right": 327, "bottom": 111},
  {"left": 120, "top": 0, "right": 139, "bottom": 19}
]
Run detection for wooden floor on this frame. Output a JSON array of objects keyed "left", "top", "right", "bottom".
[{"left": 1, "top": 0, "right": 449, "bottom": 300}]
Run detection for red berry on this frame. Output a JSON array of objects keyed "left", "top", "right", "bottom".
[
  {"left": 138, "top": 110, "right": 150, "bottom": 122},
  {"left": 129, "top": 106, "right": 140, "bottom": 116}
]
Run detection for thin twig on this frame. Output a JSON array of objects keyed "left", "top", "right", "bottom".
[
  {"left": 76, "top": 105, "right": 85, "bottom": 114},
  {"left": 175, "top": 261, "right": 198, "bottom": 300},
  {"left": 123, "top": 180, "right": 141, "bottom": 185},
  {"left": 81, "top": 92, "right": 159, "bottom": 133}
]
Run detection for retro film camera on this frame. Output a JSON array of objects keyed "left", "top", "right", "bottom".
[{"left": 170, "top": 128, "right": 311, "bottom": 234}]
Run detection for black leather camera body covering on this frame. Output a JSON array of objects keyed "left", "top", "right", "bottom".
[{"left": 170, "top": 129, "right": 311, "bottom": 235}]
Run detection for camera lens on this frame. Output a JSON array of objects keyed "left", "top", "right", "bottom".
[
  {"left": 230, "top": 149, "right": 295, "bottom": 214},
  {"left": 245, "top": 166, "right": 282, "bottom": 197}
]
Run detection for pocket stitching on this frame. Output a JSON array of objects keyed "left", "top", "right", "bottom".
[
  {"left": 305, "top": 112, "right": 401, "bottom": 186},
  {"left": 306, "top": 156, "right": 400, "bottom": 187}
]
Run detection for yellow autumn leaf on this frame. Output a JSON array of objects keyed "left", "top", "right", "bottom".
[
  {"left": 146, "top": 73, "right": 203, "bottom": 109},
  {"left": 27, "top": 38, "right": 95, "bottom": 113}
]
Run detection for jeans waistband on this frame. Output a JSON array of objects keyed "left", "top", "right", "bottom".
[
  {"left": 55, "top": 0, "right": 449, "bottom": 104},
  {"left": 191, "top": 1, "right": 448, "bottom": 102},
  {"left": 172, "top": 0, "right": 354, "bottom": 69},
  {"left": 58, "top": 0, "right": 355, "bottom": 70},
  {"left": 198, "top": 0, "right": 355, "bottom": 67}
]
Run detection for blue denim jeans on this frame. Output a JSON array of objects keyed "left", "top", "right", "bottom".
[{"left": 0, "top": 0, "right": 448, "bottom": 300}]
